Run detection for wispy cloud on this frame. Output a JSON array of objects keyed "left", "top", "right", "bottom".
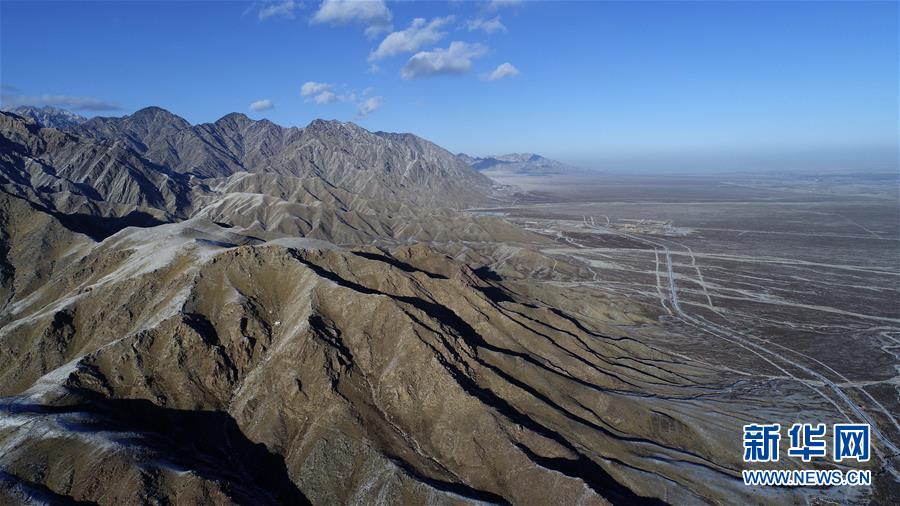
[
  {"left": 302, "top": 81, "right": 382, "bottom": 119},
  {"left": 313, "top": 90, "right": 339, "bottom": 104},
  {"left": 301, "top": 81, "right": 332, "bottom": 97},
  {"left": 369, "top": 16, "right": 454, "bottom": 61},
  {"left": 485, "top": 62, "right": 520, "bottom": 80},
  {"left": 249, "top": 99, "right": 275, "bottom": 111},
  {"left": 302, "top": 81, "right": 343, "bottom": 104},
  {"left": 401, "top": 41, "right": 488, "bottom": 80},
  {"left": 0, "top": 90, "right": 120, "bottom": 111},
  {"left": 467, "top": 16, "right": 506, "bottom": 34},
  {"left": 258, "top": 0, "right": 299, "bottom": 21},
  {"left": 357, "top": 96, "right": 383, "bottom": 118},
  {"left": 304, "top": 82, "right": 359, "bottom": 104},
  {"left": 486, "top": 0, "right": 521, "bottom": 11},
  {"left": 311, "top": 0, "right": 392, "bottom": 36}
]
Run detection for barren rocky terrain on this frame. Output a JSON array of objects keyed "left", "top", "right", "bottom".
[{"left": 0, "top": 109, "right": 895, "bottom": 505}]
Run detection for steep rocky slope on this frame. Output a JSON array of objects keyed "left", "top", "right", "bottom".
[
  {"left": 0, "top": 210, "right": 774, "bottom": 505},
  {"left": 0, "top": 112, "right": 197, "bottom": 230},
  {"left": 72, "top": 108, "right": 492, "bottom": 208},
  {"left": 0, "top": 107, "right": 856, "bottom": 505}
]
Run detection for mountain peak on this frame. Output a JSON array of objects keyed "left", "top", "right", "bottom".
[
  {"left": 130, "top": 106, "right": 188, "bottom": 123},
  {"left": 306, "top": 118, "right": 351, "bottom": 129},
  {"left": 304, "top": 118, "right": 369, "bottom": 138},
  {"left": 116, "top": 107, "right": 192, "bottom": 138},
  {"left": 130, "top": 105, "right": 170, "bottom": 116},
  {"left": 214, "top": 112, "right": 253, "bottom": 127}
]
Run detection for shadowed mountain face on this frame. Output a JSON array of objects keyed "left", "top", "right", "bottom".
[
  {"left": 0, "top": 112, "right": 195, "bottom": 219},
  {"left": 0, "top": 212, "right": 738, "bottom": 505},
  {"left": 0, "top": 107, "right": 874, "bottom": 505}
]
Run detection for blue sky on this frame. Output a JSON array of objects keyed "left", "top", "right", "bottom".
[{"left": 1, "top": 1, "right": 897, "bottom": 171}]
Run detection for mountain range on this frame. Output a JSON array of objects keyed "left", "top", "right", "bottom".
[
  {"left": 458, "top": 152, "right": 582, "bottom": 176},
  {"left": 1, "top": 105, "right": 88, "bottom": 130},
  {"left": 0, "top": 105, "right": 769, "bottom": 505}
]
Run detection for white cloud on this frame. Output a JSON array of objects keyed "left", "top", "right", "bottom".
[
  {"left": 467, "top": 16, "right": 506, "bottom": 34},
  {"left": 301, "top": 81, "right": 332, "bottom": 97},
  {"left": 357, "top": 96, "right": 383, "bottom": 118},
  {"left": 364, "top": 24, "right": 391, "bottom": 39},
  {"left": 369, "top": 16, "right": 454, "bottom": 61},
  {"left": 249, "top": 99, "right": 275, "bottom": 111},
  {"left": 401, "top": 41, "right": 488, "bottom": 80},
  {"left": 301, "top": 82, "right": 355, "bottom": 104},
  {"left": 258, "top": 1, "right": 298, "bottom": 20},
  {"left": 313, "top": 90, "right": 338, "bottom": 104},
  {"left": 486, "top": 62, "right": 520, "bottom": 81},
  {"left": 0, "top": 91, "right": 120, "bottom": 111},
  {"left": 301, "top": 82, "right": 343, "bottom": 104},
  {"left": 312, "top": 0, "right": 392, "bottom": 35},
  {"left": 301, "top": 81, "right": 383, "bottom": 118}
]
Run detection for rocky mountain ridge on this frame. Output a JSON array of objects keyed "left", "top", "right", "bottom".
[
  {"left": 71, "top": 108, "right": 492, "bottom": 207},
  {"left": 458, "top": 152, "right": 581, "bottom": 176},
  {"left": 0, "top": 106, "right": 843, "bottom": 505},
  {"left": 0, "top": 204, "right": 754, "bottom": 505},
  {"left": 1, "top": 105, "right": 88, "bottom": 130}
]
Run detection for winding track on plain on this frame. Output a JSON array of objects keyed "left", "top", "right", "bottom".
[{"left": 575, "top": 215, "right": 900, "bottom": 478}]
